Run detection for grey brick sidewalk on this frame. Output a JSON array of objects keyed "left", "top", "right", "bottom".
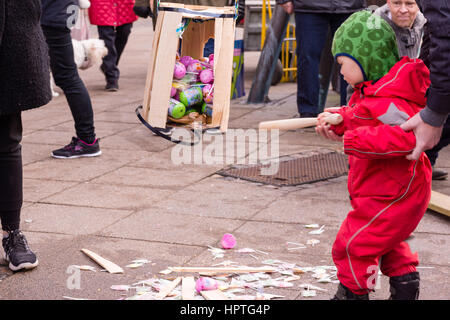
[{"left": 0, "top": 20, "right": 448, "bottom": 300}]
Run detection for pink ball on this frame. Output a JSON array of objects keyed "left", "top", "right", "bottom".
[
  {"left": 180, "top": 56, "right": 193, "bottom": 67},
  {"left": 199, "top": 69, "right": 214, "bottom": 84},
  {"left": 195, "top": 277, "right": 218, "bottom": 293},
  {"left": 187, "top": 61, "right": 203, "bottom": 74},
  {"left": 173, "top": 62, "right": 186, "bottom": 80},
  {"left": 170, "top": 86, "right": 177, "bottom": 98},
  {"left": 220, "top": 233, "right": 236, "bottom": 249},
  {"left": 208, "top": 54, "right": 214, "bottom": 67},
  {"left": 202, "top": 84, "right": 213, "bottom": 96}
]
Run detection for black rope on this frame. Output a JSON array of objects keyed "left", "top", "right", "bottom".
[
  {"left": 158, "top": 6, "right": 235, "bottom": 19},
  {"left": 135, "top": 105, "right": 222, "bottom": 146}
]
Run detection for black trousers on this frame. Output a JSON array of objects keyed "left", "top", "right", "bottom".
[
  {"left": 425, "top": 116, "right": 450, "bottom": 166},
  {"left": 97, "top": 23, "right": 133, "bottom": 82},
  {"left": 42, "top": 25, "right": 96, "bottom": 144},
  {"left": 0, "top": 113, "right": 23, "bottom": 231}
]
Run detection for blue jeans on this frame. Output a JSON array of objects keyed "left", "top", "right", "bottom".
[{"left": 295, "top": 12, "right": 350, "bottom": 115}]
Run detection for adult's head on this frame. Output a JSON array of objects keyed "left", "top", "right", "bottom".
[{"left": 386, "top": 0, "right": 420, "bottom": 28}]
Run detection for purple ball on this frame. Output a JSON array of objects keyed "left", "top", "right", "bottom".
[
  {"left": 180, "top": 56, "right": 193, "bottom": 67},
  {"left": 199, "top": 69, "right": 214, "bottom": 84},
  {"left": 173, "top": 62, "right": 186, "bottom": 80}
]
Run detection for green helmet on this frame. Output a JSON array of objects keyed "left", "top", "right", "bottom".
[{"left": 332, "top": 10, "right": 400, "bottom": 82}]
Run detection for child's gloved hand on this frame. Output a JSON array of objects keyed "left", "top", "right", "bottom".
[
  {"left": 133, "top": 6, "right": 154, "bottom": 19},
  {"left": 316, "top": 112, "right": 343, "bottom": 142}
]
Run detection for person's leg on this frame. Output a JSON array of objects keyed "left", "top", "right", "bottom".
[
  {"left": 329, "top": 13, "right": 351, "bottom": 107},
  {"left": 115, "top": 23, "right": 133, "bottom": 66},
  {"left": 42, "top": 26, "right": 97, "bottom": 145},
  {"left": 0, "top": 113, "right": 23, "bottom": 232},
  {"left": 381, "top": 242, "right": 420, "bottom": 300},
  {"left": 425, "top": 116, "right": 450, "bottom": 179},
  {"left": 295, "top": 13, "right": 331, "bottom": 117},
  {"left": 0, "top": 113, "right": 38, "bottom": 271},
  {"left": 98, "top": 25, "right": 119, "bottom": 90},
  {"left": 332, "top": 183, "right": 428, "bottom": 298}
]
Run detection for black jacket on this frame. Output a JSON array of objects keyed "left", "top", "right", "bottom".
[
  {"left": 276, "top": 0, "right": 366, "bottom": 14},
  {"left": 0, "top": 0, "right": 51, "bottom": 114},
  {"left": 417, "top": 0, "right": 450, "bottom": 124},
  {"left": 40, "top": 0, "right": 77, "bottom": 29}
]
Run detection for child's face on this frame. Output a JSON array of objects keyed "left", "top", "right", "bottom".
[{"left": 337, "top": 56, "right": 364, "bottom": 87}]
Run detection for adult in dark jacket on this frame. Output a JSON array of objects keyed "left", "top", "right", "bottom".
[
  {"left": 401, "top": 0, "right": 450, "bottom": 161},
  {"left": 41, "top": 0, "right": 102, "bottom": 159},
  {"left": 0, "top": 0, "right": 52, "bottom": 271},
  {"left": 276, "top": 0, "right": 366, "bottom": 117}
]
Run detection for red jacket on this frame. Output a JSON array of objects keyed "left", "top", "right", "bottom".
[
  {"left": 330, "top": 56, "right": 432, "bottom": 201},
  {"left": 88, "top": 0, "right": 138, "bottom": 27}
]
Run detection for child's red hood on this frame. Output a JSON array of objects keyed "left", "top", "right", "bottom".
[{"left": 358, "top": 56, "right": 430, "bottom": 107}]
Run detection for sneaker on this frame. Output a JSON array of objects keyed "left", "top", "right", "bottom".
[
  {"left": 51, "top": 137, "right": 102, "bottom": 159},
  {"left": 432, "top": 167, "right": 448, "bottom": 180},
  {"left": 2, "top": 230, "right": 39, "bottom": 271},
  {"left": 105, "top": 80, "right": 119, "bottom": 92}
]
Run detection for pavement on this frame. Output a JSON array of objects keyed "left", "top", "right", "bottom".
[{"left": 0, "top": 20, "right": 449, "bottom": 301}]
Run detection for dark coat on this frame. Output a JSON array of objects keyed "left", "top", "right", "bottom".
[
  {"left": 0, "top": 0, "right": 52, "bottom": 115},
  {"left": 276, "top": 0, "right": 366, "bottom": 14},
  {"left": 40, "top": 0, "right": 78, "bottom": 29},
  {"left": 418, "top": 0, "right": 450, "bottom": 117}
]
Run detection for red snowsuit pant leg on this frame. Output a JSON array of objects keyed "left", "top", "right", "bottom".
[{"left": 332, "top": 183, "right": 429, "bottom": 295}]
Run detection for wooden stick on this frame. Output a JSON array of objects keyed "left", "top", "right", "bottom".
[
  {"left": 155, "top": 277, "right": 182, "bottom": 300},
  {"left": 169, "top": 266, "right": 277, "bottom": 274},
  {"left": 181, "top": 277, "right": 196, "bottom": 300},
  {"left": 428, "top": 190, "right": 450, "bottom": 217},
  {"left": 201, "top": 289, "right": 229, "bottom": 300},
  {"left": 80, "top": 249, "right": 124, "bottom": 274},
  {"left": 258, "top": 112, "right": 343, "bottom": 130}
]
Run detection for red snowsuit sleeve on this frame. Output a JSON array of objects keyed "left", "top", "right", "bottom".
[
  {"left": 328, "top": 97, "right": 419, "bottom": 159},
  {"left": 343, "top": 125, "right": 416, "bottom": 159}
]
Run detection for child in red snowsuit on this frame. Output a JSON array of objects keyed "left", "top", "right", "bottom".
[{"left": 316, "top": 11, "right": 432, "bottom": 300}]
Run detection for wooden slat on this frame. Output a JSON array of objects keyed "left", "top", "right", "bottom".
[
  {"left": 428, "top": 190, "right": 450, "bottom": 217},
  {"left": 142, "top": 10, "right": 165, "bottom": 120},
  {"left": 181, "top": 276, "right": 196, "bottom": 300},
  {"left": 211, "top": 17, "right": 235, "bottom": 131},
  {"left": 201, "top": 289, "right": 229, "bottom": 300},
  {"left": 147, "top": 11, "right": 183, "bottom": 128},
  {"left": 169, "top": 266, "right": 277, "bottom": 274},
  {"left": 80, "top": 249, "right": 124, "bottom": 274},
  {"left": 155, "top": 277, "right": 182, "bottom": 300}
]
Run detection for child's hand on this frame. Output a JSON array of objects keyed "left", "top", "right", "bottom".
[{"left": 316, "top": 112, "right": 343, "bottom": 142}]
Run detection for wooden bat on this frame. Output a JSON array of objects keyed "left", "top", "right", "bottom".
[{"left": 258, "top": 112, "right": 343, "bottom": 130}]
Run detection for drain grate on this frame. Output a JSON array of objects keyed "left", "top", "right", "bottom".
[{"left": 217, "top": 151, "right": 348, "bottom": 187}]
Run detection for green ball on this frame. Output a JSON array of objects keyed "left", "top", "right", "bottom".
[{"left": 168, "top": 98, "right": 186, "bottom": 119}]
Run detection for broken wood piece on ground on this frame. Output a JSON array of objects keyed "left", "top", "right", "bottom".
[
  {"left": 168, "top": 266, "right": 277, "bottom": 275},
  {"left": 201, "top": 289, "right": 229, "bottom": 300},
  {"left": 155, "top": 277, "right": 182, "bottom": 300},
  {"left": 80, "top": 248, "right": 124, "bottom": 274},
  {"left": 428, "top": 190, "right": 450, "bottom": 217},
  {"left": 181, "top": 277, "right": 196, "bottom": 300}
]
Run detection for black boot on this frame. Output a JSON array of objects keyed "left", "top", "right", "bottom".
[
  {"left": 331, "top": 283, "right": 369, "bottom": 300},
  {"left": 389, "top": 272, "right": 420, "bottom": 300}
]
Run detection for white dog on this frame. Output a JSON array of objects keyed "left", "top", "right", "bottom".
[{"left": 51, "top": 38, "right": 108, "bottom": 97}]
